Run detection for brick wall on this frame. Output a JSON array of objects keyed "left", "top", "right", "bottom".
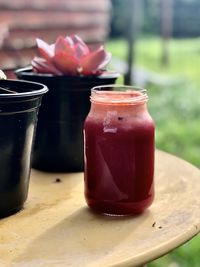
[{"left": 0, "top": 0, "right": 112, "bottom": 77}]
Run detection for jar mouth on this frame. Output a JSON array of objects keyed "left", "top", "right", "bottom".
[{"left": 91, "top": 84, "right": 148, "bottom": 105}]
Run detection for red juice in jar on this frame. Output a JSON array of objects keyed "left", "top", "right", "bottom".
[{"left": 84, "top": 85, "right": 155, "bottom": 215}]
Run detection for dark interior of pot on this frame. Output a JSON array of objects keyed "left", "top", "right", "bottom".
[
  {"left": 0, "top": 80, "right": 47, "bottom": 97},
  {"left": 0, "top": 86, "right": 17, "bottom": 94},
  {"left": 0, "top": 80, "right": 44, "bottom": 94}
]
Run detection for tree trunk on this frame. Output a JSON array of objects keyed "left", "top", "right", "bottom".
[
  {"left": 161, "top": 0, "right": 173, "bottom": 66},
  {"left": 124, "top": 0, "right": 140, "bottom": 85}
]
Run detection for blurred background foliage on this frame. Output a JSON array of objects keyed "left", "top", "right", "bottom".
[
  {"left": 108, "top": 0, "right": 200, "bottom": 266},
  {"left": 111, "top": 0, "right": 200, "bottom": 38}
]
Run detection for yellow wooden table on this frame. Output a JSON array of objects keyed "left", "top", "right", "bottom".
[{"left": 0, "top": 150, "right": 200, "bottom": 267}]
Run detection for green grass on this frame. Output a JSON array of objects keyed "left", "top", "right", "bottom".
[
  {"left": 148, "top": 82, "right": 200, "bottom": 167},
  {"left": 107, "top": 37, "right": 200, "bottom": 266},
  {"left": 107, "top": 37, "right": 200, "bottom": 83}
]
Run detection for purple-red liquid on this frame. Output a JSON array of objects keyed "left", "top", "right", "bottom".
[{"left": 84, "top": 104, "right": 155, "bottom": 215}]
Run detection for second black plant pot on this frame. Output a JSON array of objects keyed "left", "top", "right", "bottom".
[{"left": 15, "top": 67, "right": 119, "bottom": 172}]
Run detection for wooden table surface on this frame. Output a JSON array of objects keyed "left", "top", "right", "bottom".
[{"left": 0, "top": 150, "right": 200, "bottom": 267}]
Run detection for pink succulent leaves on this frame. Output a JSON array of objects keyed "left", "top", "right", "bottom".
[{"left": 32, "top": 35, "right": 112, "bottom": 76}]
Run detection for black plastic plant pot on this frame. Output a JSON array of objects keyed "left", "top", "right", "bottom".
[
  {"left": 15, "top": 67, "right": 119, "bottom": 172},
  {"left": 0, "top": 79, "right": 48, "bottom": 218}
]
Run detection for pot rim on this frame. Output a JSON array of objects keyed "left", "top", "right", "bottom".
[
  {"left": 15, "top": 66, "right": 120, "bottom": 80},
  {"left": 0, "top": 79, "right": 48, "bottom": 98}
]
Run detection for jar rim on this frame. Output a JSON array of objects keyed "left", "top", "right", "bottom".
[{"left": 91, "top": 84, "right": 148, "bottom": 105}]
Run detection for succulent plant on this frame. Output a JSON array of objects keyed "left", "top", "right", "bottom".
[{"left": 32, "top": 35, "right": 112, "bottom": 76}]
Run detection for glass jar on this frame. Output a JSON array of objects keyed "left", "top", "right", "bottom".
[{"left": 83, "top": 85, "right": 155, "bottom": 216}]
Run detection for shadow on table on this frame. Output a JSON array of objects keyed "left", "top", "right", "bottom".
[{"left": 14, "top": 207, "right": 153, "bottom": 266}]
